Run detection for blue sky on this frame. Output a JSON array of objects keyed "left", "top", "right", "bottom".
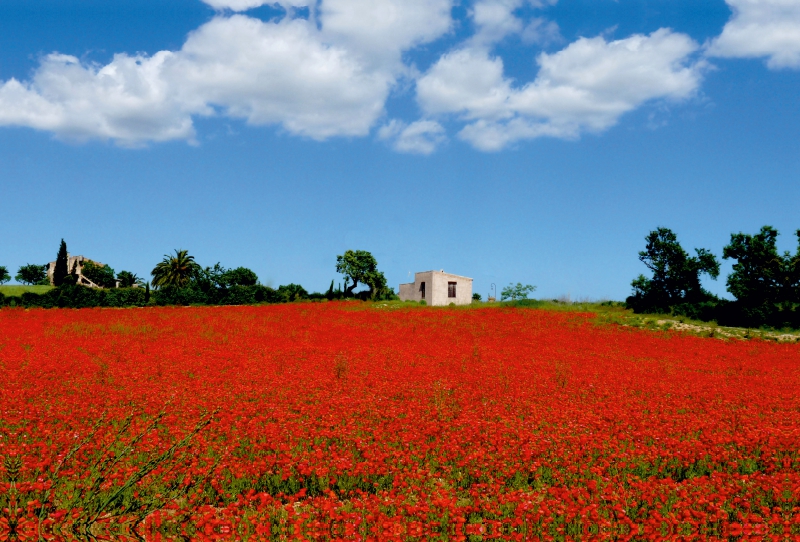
[{"left": 2, "top": 0, "right": 799, "bottom": 300}]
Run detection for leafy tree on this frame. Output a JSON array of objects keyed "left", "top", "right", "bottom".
[
  {"left": 151, "top": 249, "right": 201, "bottom": 289},
  {"left": 501, "top": 283, "right": 536, "bottom": 301},
  {"left": 722, "top": 226, "right": 800, "bottom": 320},
  {"left": 277, "top": 283, "right": 308, "bottom": 302},
  {"left": 16, "top": 264, "right": 47, "bottom": 286},
  {"left": 335, "top": 249, "right": 389, "bottom": 300},
  {"left": 0, "top": 266, "right": 10, "bottom": 285},
  {"left": 53, "top": 239, "right": 69, "bottom": 287},
  {"left": 627, "top": 228, "right": 719, "bottom": 313},
  {"left": 223, "top": 267, "right": 258, "bottom": 287},
  {"left": 117, "top": 270, "right": 144, "bottom": 288},
  {"left": 472, "top": 293, "right": 482, "bottom": 301},
  {"left": 81, "top": 261, "right": 117, "bottom": 288},
  {"left": 193, "top": 263, "right": 227, "bottom": 292}
]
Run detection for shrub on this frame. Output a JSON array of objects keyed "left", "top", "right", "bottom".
[
  {"left": 277, "top": 284, "right": 308, "bottom": 302},
  {"left": 81, "top": 261, "right": 117, "bottom": 288},
  {"left": 153, "top": 286, "right": 209, "bottom": 306}
]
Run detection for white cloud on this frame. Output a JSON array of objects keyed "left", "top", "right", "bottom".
[
  {"left": 201, "top": 0, "right": 312, "bottom": 11},
  {"left": 417, "top": 29, "right": 704, "bottom": 150},
  {"left": 0, "top": 52, "right": 194, "bottom": 146},
  {"left": 0, "top": 0, "right": 458, "bottom": 146},
  {"left": 521, "top": 17, "right": 562, "bottom": 46},
  {"left": 319, "top": 0, "right": 453, "bottom": 66},
  {"left": 378, "top": 119, "right": 446, "bottom": 154},
  {"left": 707, "top": 0, "right": 800, "bottom": 69},
  {"left": 471, "top": 0, "right": 525, "bottom": 45},
  {"left": 170, "top": 16, "right": 392, "bottom": 139},
  {"left": 470, "top": 0, "right": 560, "bottom": 46}
]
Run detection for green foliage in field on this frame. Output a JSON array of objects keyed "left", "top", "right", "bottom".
[
  {"left": 501, "top": 283, "right": 537, "bottom": 301},
  {"left": 151, "top": 249, "right": 201, "bottom": 289},
  {"left": 81, "top": 261, "right": 117, "bottom": 288},
  {"left": 53, "top": 239, "right": 69, "bottom": 287},
  {"left": 336, "top": 249, "right": 391, "bottom": 300},
  {"left": 16, "top": 263, "right": 48, "bottom": 286},
  {"left": 629, "top": 225, "right": 800, "bottom": 329}
]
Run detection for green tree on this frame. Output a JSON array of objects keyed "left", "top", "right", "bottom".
[
  {"left": 277, "top": 283, "right": 308, "bottom": 302},
  {"left": 117, "top": 270, "right": 144, "bottom": 288},
  {"left": 722, "top": 226, "right": 800, "bottom": 319},
  {"left": 501, "top": 283, "right": 536, "bottom": 301},
  {"left": 222, "top": 267, "right": 258, "bottom": 287},
  {"left": 16, "top": 264, "right": 47, "bottom": 286},
  {"left": 194, "top": 263, "right": 227, "bottom": 292},
  {"left": 472, "top": 293, "right": 482, "bottom": 301},
  {"left": 335, "top": 249, "right": 389, "bottom": 300},
  {"left": 53, "top": 239, "right": 69, "bottom": 287},
  {"left": 627, "top": 227, "right": 719, "bottom": 313},
  {"left": 82, "top": 261, "right": 117, "bottom": 288},
  {"left": 0, "top": 266, "right": 10, "bottom": 285},
  {"left": 151, "top": 249, "right": 201, "bottom": 289}
]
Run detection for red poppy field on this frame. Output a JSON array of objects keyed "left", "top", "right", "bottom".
[{"left": 2, "top": 303, "right": 799, "bottom": 540}]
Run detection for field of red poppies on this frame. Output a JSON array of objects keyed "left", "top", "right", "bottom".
[{"left": 1, "top": 302, "right": 799, "bottom": 540}]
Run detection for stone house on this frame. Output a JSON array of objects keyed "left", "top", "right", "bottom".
[
  {"left": 398, "top": 270, "right": 473, "bottom": 306},
  {"left": 45, "top": 254, "right": 107, "bottom": 288}
]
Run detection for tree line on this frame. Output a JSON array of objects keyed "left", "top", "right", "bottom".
[
  {"left": 627, "top": 226, "right": 800, "bottom": 328},
  {"left": 0, "top": 242, "right": 396, "bottom": 308}
]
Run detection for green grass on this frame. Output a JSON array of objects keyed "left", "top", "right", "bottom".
[
  {"left": 0, "top": 285, "right": 54, "bottom": 296},
  {"left": 369, "top": 298, "right": 800, "bottom": 342}
]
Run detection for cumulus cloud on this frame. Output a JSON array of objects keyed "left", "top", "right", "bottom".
[
  {"left": 707, "top": 0, "right": 800, "bottom": 69},
  {"left": 320, "top": 0, "right": 453, "bottom": 67},
  {"left": 469, "top": 0, "right": 560, "bottom": 46},
  {"left": 170, "top": 16, "right": 392, "bottom": 138},
  {"left": 378, "top": 119, "right": 446, "bottom": 154},
  {"left": 201, "top": 0, "right": 312, "bottom": 11},
  {"left": 0, "top": 52, "right": 194, "bottom": 146},
  {"left": 0, "top": 0, "right": 455, "bottom": 146},
  {"left": 521, "top": 17, "right": 562, "bottom": 46},
  {"left": 417, "top": 29, "right": 704, "bottom": 150}
]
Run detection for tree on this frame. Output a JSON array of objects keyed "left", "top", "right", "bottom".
[
  {"left": 117, "top": 270, "right": 144, "bottom": 288},
  {"left": 472, "top": 293, "right": 482, "bottom": 301},
  {"left": 53, "top": 239, "right": 69, "bottom": 287},
  {"left": 16, "top": 264, "right": 47, "bottom": 286},
  {"left": 151, "top": 249, "right": 201, "bottom": 289},
  {"left": 277, "top": 283, "right": 308, "bottom": 302},
  {"left": 501, "top": 283, "right": 536, "bottom": 301},
  {"left": 722, "top": 226, "right": 800, "bottom": 319},
  {"left": 222, "top": 267, "right": 258, "bottom": 287},
  {"left": 0, "top": 266, "right": 10, "bottom": 285},
  {"left": 81, "top": 261, "right": 117, "bottom": 288},
  {"left": 627, "top": 228, "right": 719, "bottom": 313},
  {"left": 335, "top": 249, "right": 389, "bottom": 299}
]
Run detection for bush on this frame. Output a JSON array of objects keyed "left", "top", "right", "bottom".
[
  {"left": 153, "top": 286, "right": 209, "bottom": 306},
  {"left": 277, "top": 284, "right": 308, "bottom": 302},
  {"left": 81, "top": 261, "right": 117, "bottom": 288},
  {"left": 222, "top": 285, "right": 257, "bottom": 305},
  {"left": 103, "top": 287, "right": 148, "bottom": 307}
]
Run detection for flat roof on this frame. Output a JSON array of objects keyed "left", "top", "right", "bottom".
[{"left": 415, "top": 270, "right": 473, "bottom": 280}]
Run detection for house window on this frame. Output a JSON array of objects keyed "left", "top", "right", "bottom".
[
  {"left": 420, "top": 282, "right": 426, "bottom": 299},
  {"left": 448, "top": 282, "right": 457, "bottom": 298}
]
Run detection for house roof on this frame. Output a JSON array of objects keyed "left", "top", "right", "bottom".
[{"left": 415, "top": 270, "right": 473, "bottom": 280}]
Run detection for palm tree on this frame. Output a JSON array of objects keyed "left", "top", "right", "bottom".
[
  {"left": 116, "top": 270, "right": 144, "bottom": 288},
  {"left": 151, "top": 249, "right": 201, "bottom": 289}
]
